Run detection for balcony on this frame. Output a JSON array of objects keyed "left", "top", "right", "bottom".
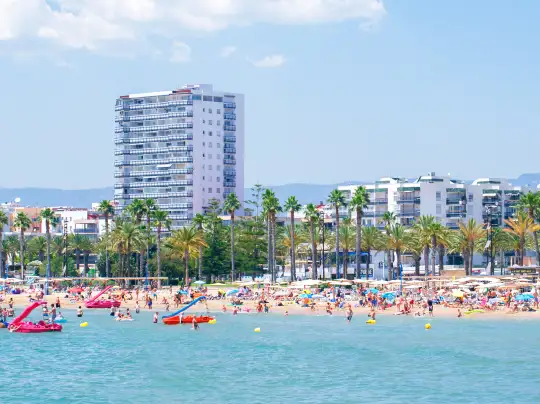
[
  {"left": 114, "top": 168, "right": 193, "bottom": 178},
  {"left": 115, "top": 133, "right": 193, "bottom": 144},
  {"left": 398, "top": 210, "right": 421, "bottom": 217},
  {"left": 224, "top": 135, "right": 236, "bottom": 143},
  {"left": 115, "top": 145, "right": 193, "bottom": 156},
  {"left": 224, "top": 181, "right": 236, "bottom": 188},
  {"left": 223, "top": 113, "right": 236, "bottom": 120},
  {"left": 446, "top": 198, "right": 464, "bottom": 205},
  {"left": 116, "top": 111, "right": 193, "bottom": 122},
  {"left": 158, "top": 203, "right": 193, "bottom": 209},
  {"left": 116, "top": 100, "right": 193, "bottom": 111},
  {"left": 368, "top": 199, "right": 388, "bottom": 205},
  {"left": 223, "top": 102, "right": 236, "bottom": 109},
  {"left": 223, "top": 125, "right": 236, "bottom": 131},
  {"left": 115, "top": 122, "right": 193, "bottom": 133},
  {"left": 224, "top": 147, "right": 236, "bottom": 154},
  {"left": 125, "top": 191, "right": 193, "bottom": 199},
  {"left": 224, "top": 159, "right": 236, "bottom": 165},
  {"left": 115, "top": 180, "right": 194, "bottom": 188},
  {"left": 114, "top": 157, "right": 193, "bottom": 166},
  {"left": 446, "top": 212, "right": 466, "bottom": 218},
  {"left": 397, "top": 197, "right": 421, "bottom": 204}
]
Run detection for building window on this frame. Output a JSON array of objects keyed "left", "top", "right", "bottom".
[
  {"left": 468, "top": 194, "right": 473, "bottom": 202},
  {"left": 209, "top": 120, "right": 213, "bottom": 125},
  {"left": 436, "top": 205, "right": 441, "bottom": 214},
  {"left": 217, "top": 154, "right": 221, "bottom": 159},
  {"left": 217, "top": 109, "right": 221, "bottom": 114},
  {"left": 209, "top": 108, "right": 212, "bottom": 113},
  {"left": 203, "top": 96, "right": 213, "bottom": 102},
  {"left": 202, "top": 119, "right": 205, "bottom": 123},
  {"left": 202, "top": 176, "right": 205, "bottom": 180},
  {"left": 192, "top": 95, "right": 201, "bottom": 101},
  {"left": 217, "top": 188, "right": 221, "bottom": 193},
  {"left": 214, "top": 96, "right": 223, "bottom": 102},
  {"left": 216, "top": 177, "right": 220, "bottom": 182},
  {"left": 217, "top": 143, "right": 221, "bottom": 148},
  {"left": 203, "top": 108, "right": 205, "bottom": 112},
  {"left": 436, "top": 192, "right": 441, "bottom": 201},
  {"left": 209, "top": 142, "right": 212, "bottom": 147},
  {"left": 217, "top": 165, "right": 221, "bottom": 171},
  {"left": 208, "top": 188, "right": 212, "bottom": 193},
  {"left": 208, "top": 165, "right": 212, "bottom": 170},
  {"left": 203, "top": 142, "right": 205, "bottom": 146},
  {"left": 217, "top": 120, "right": 221, "bottom": 126},
  {"left": 203, "top": 131, "right": 205, "bottom": 134},
  {"left": 209, "top": 154, "right": 212, "bottom": 159},
  {"left": 209, "top": 131, "right": 212, "bottom": 136}
]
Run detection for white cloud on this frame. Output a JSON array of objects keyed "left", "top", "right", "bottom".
[
  {"left": 251, "top": 54, "right": 286, "bottom": 68},
  {"left": 170, "top": 41, "right": 191, "bottom": 63},
  {"left": 0, "top": 0, "right": 386, "bottom": 52},
  {"left": 221, "top": 46, "right": 237, "bottom": 58}
]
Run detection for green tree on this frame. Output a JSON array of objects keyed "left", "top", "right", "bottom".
[
  {"left": 111, "top": 220, "right": 144, "bottom": 278},
  {"left": 382, "top": 211, "right": 397, "bottom": 279},
  {"left": 224, "top": 192, "right": 242, "bottom": 282},
  {"left": 192, "top": 213, "right": 206, "bottom": 279},
  {"left": 262, "top": 189, "right": 281, "bottom": 282},
  {"left": 337, "top": 218, "right": 356, "bottom": 278},
  {"left": 0, "top": 210, "right": 8, "bottom": 278},
  {"left": 28, "top": 236, "right": 47, "bottom": 262},
  {"left": 456, "top": 219, "right": 486, "bottom": 275},
  {"left": 414, "top": 215, "right": 436, "bottom": 276},
  {"left": 504, "top": 212, "right": 540, "bottom": 265},
  {"left": 284, "top": 196, "right": 302, "bottom": 281},
  {"left": 153, "top": 209, "right": 171, "bottom": 287},
  {"left": 245, "top": 183, "right": 264, "bottom": 217},
  {"left": 361, "top": 226, "right": 384, "bottom": 279},
  {"left": 14, "top": 212, "right": 31, "bottom": 280},
  {"left": 518, "top": 191, "right": 540, "bottom": 265},
  {"left": 387, "top": 224, "right": 407, "bottom": 278},
  {"left": 98, "top": 200, "right": 115, "bottom": 277},
  {"left": 328, "top": 189, "right": 346, "bottom": 279},
  {"left": 165, "top": 226, "right": 207, "bottom": 284},
  {"left": 348, "top": 186, "right": 370, "bottom": 279},
  {"left": 39, "top": 207, "right": 58, "bottom": 292},
  {"left": 303, "top": 204, "right": 320, "bottom": 280}
]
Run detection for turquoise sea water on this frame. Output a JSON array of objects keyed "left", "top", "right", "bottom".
[{"left": 1, "top": 309, "right": 539, "bottom": 403}]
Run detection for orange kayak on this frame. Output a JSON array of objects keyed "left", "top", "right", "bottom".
[{"left": 163, "top": 315, "right": 214, "bottom": 325}]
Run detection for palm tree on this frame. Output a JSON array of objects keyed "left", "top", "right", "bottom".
[
  {"left": 337, "top": 218, "right": 356, "bottom": 278},
  {"left": 404, "top": 229, "right": 424, "bottom": 276},
  {"left": 262, "top": 189, "right": 281, "bottom": 282},
  {"left": 98, "top": 200, "right": 115, "bottom": 278},
  {"left": 3, "top": 235, "right": 19, "bottom": 276},
  {"left": 303, "top": 204, "right": 320, "bottom": 280},
  {"left": 111, "top": 220, "right": 144, "bottom": 278},
  {"left": 13, "top": 212, "right": 31, "bottom": 280},
  {"left": 361, "top": 226, "right": 383, "bottom": 278},
  {"left": 69, "top": 234, "right": 88, "bottom": 275},
  {"left": 81, "top": 238, "right": 94, "bottom": 277},
  {"left": 381, "top": 211, "right": 397, "bottom": 279},
  {"left": 278, "top": 224, "right": 305, "bottom": 278},
  {"left": 28, "top": 236, "right": 47, "bottom": 262},
  {"left": 127, "top": 199, "right": 147, "bottom": 278},
  {"left": 414, "top": 215, "right": 436, "bottom": 277},
  {"left": 518, "top": 192, "right": 540, "bottom": 265},
  {"left": 39, "top": 208, "right": 58, "bottom": 292},
  {"left": 284, "top": 196, "right": 302, "bottom": 281},
  {"left": 504, "top": 212, "right": 540, "bottom": 265},
  {"left": 457, "top": 219, "right": 486, "bottom": 275},
  {"left": 328, "top": 189, "right": 346, "bottom": 278},
  {"left": 165, "top": 226, "right": 207, "bottom": 285},
  {"left": 348, "top": 186, "right": 369, "bottom": 279},
  {"left": 436, "top": 226, "right": 454, "bottom": 275},
  {"left": 0, "top": 210, "right": 8, "bottom": 278},
  {"left": 192, "top": 213, "right": 205, "bottom": 280},
  {"left": 142, "top": 198, "right": 157, "bottom": 284},
  {"left": 387, "top": 224, "right": 407, "bottom": 278},
  {"left": 224, "top": 192, "right": 241, "bottom": 282},
  {"left": 428, "top": 223, "right": 446, "bottom": 276},
  {"left": 153, "top": 210, "right": 171, "bottom": 288}
]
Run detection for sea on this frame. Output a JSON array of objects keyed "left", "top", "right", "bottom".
[{"left": 1, "top": 309, "right": 539, "bottom": 404}]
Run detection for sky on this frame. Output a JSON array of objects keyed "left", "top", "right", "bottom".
[{"left": 1, "top": 0, "right": 539, "bottom": 189}]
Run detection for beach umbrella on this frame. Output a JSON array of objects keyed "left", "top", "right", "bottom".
[
  {"left": 193, "top": 280, "right": 205, "bottom": 285},
  {"left": 514, "top": 294, "right": 533, "bottom": 302},
  {"left": 299, "top": 293, "right": 313, "bottom": 298},
  {"left": 382, "top": 292, "right": 395, "bottom": 299},
  {"left": 226, "top": 289, "right": 239, "bottom": 296},
  {"left": 370, "top": 288, "right": 379, "bottom": 293},
  {"left": 69, "top": 286, "right": 84, "bottom": 293},
  {"left": 452, "top": 290, "right": 465, "bottom": 298}
]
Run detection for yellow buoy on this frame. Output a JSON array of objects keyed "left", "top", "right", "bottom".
[
  {"left": 425, "top": 323, "right": 431, "bottom": 330},
  {"left": 254, "top": 327, "right": 261, "bottom": 333},
  {"left": 366, "top": 319, "right": 376, "bottom": 324},
  {"left": 80, "top": 322, "right": 88, "bottom": 328},
  {"left": 208, "top": 319, "right": 217, "bottom": 324}
]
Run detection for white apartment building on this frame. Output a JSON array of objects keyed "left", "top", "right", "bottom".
[
  {"left": 339, "top": 173, "right": 532, "bottom": 229},
  {"left": 114, "top": 84, "right": 244, "bottom": 229}
]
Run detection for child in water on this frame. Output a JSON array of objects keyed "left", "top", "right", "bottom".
[
  {"left": 153, "top": 312, "right": 159, "bottom": 323},
  {"left": 192, "top": 317, "right": 200, "bottom": 331},
  {"left": 76, "top": 306, "right": 83, "bottom": 318},
  {"left": 135, "top": 302, "right": 140, "bottom": 314}
]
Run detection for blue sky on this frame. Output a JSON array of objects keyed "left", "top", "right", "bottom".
[{"left": 1, "top": 0, "right": 539, "bottom": 189}]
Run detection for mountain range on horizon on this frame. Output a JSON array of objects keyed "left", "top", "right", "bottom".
[{"left": 1, "top": 173, "right": 539, "bottom": 209}]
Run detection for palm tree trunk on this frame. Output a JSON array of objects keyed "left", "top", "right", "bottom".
[
  {"left": 272, "top": 215, "right": 277, "bottom": 281},
  {"left": 343, "top": 249, "right": 348, "bottom": 276},
  {"left": 198, "top": 247, "right": 203, "bottom": 280},
  {"left": 230, "top": 215, "right": 235, "bottom": 282},
  {"left": 414, "top": 255, "right": 420, "bottom": 276},
  {"left": 0, "top": 229, "right": 4, "bottom": 278},
  {"left": 438, "top": 245, "right": 444, "bottom": 274},
  {"left": 157, "top": 225, "right": 162, "bottom": 288},
  {"left": 468, "top": 244, "right": 474, "bottom": 274},
  {"left": 290, "top": 211, "right": 296, "bottom": 281},
  {"left": 310, "top": 222, "right": 317, "bottom": 280},
  {"left": 46, "top": 222, "right": 51, "bottom": 295},
  {"left": 75, "top": 252, "right": 81, "bottom": 275},
  {"left": 267, "top": 215, "right": 272, "bottom": 282},
  {"left": 19, "top": 229, "right": 24, "bottom": 281},
  {"left": 387, "top": 249, "right": 393, "bottom": 281},
  {"left": 520, "top": 238, "right": 525, "bottom": 266},
  {"left": 396, "top": 248, "right": 402, "bottom": 276},
  {"left": 462, "top": 248, "right": 469, "bottom": 275},
  {"left": 335, "top": 207, "right": 340, "bottom": 279},
  {"left": 431, "top": 236, "right": 437, "bottom": 275},
  {"left": 184, "top": 248, "right": 190, "bottom": 285},
  {"left": 84, "top": 253, "right": 89, "bottom": 276},
  {"left": 139, "top": 251, "right": 144, "bottom": 279},
  {"left": 423, "top": 246, "right": 429, "bottom": 276},
  {"left": 355, "top": 209, "right": 361, "bottom": 279},
  {"left": 104, "top": 214, "right": 110, "bottom": 278}
]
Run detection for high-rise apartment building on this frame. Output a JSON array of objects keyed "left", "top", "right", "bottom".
[{"left": 114, "top": 84, "right": 244, "bottom": 229}]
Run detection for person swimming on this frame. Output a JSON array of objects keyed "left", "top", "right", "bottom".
[
  {"left": 76, "top": 306, "right": 83, "bottom": 317},
  {"left": 153, "top": 312, "right": 159, "bottom": 323},
  {"left": 192, "top": 317, "right": 200, "bottom": 331}
]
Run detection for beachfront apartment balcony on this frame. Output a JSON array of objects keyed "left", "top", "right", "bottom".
[
  {"left": 116, "top": 111, "right": 194, "bottom": 122},
  {"left": 224, "top": 181, "right": 236, "bottom": 188},
  {"left": 115, "top": 145, "right": 193, "bottom": 156},
  {"left": 124, "top": 191, "right": 193, "bottom": 199},
  {"left": 398, "top": 209, "right": 421, "bottom": 217},
  {"left": 397, "top": 197, "right": 421, "bottom": 204},
  {"left": 168, "top": 214, "right": 192, "bottom": 221},
  {"left": 115, "top": 133, "right": 193, "bottom": 144},
  {"left": 224, "top": 159, "right": 236, "bottom": 165},
  {"left": 223, "top": 113, "right": 236, "bottom": 120},
  {"left": 446, "top": 198, "right": 465, "bottom": 205},
  {"left": 223, "top": 102, "right": 236, "bottom": 109},
  {"left": 115, "top": 100, "right": 193, "bottom": 111},
  {"left": 224, "top": 135, "right": 236, "bottom": 143},
  {"left": 482, "top": 197, "right": 501, "bottom": 206},
  {"left": 114, "top": 168, "right": 193, "bottom": 178},
  {"left": 364, "top": 212, "right": 388, "bottom": 218},
  {"left": 157, "top": 202, "right": 193, "bottom": 209},
  {"left": 224, "top": 146, "right": 236, "bottom": 154},
  {"left": 115, "top": 157, "right": 193, "bottom": 166},
  {"left": 446, "top": 212, "right": 466, "bottom": 218},
  {"left": 367, "top": 199, "right": 388, "bottom": 205},
  {"left": 115, "top": 123, "right": 193, "bottom": 133},
  {"left": 223, "top": 125, "right": 236, "bottom": 131},
  {"left": 115, "top": 180, "right": 193, "bottom": 188}
]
